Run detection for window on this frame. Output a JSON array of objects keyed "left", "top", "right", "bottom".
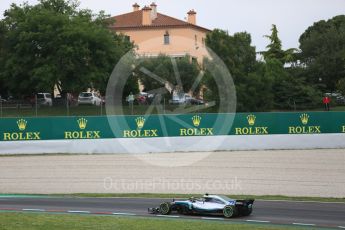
[
  {"left": 164, "top": 31, "right": 170, "bottom": 45},
  {"left": 202, "top": 38, "right": 205, "bottom": 47},
  {"left": 195, "top": 35, "right": 197, "bottom": 46}
]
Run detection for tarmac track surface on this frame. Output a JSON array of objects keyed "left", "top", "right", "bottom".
[{"left": 0, "top": 197, "right": 345, "bottom": 229}]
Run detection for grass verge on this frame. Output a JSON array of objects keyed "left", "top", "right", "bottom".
[
  {"left": 0, "top": 212, "right": 305, "bottom": 230},
  {"left": 66, "top": 193, "right": 345, "bottom": 203}
]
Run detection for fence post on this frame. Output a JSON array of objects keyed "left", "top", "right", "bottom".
[
  {"left": 35, "top": 94, "right": 38, "bottom": 117},
  {"left": 100, "top": 100, "right": 103, "bottom": 116},
  {"left": 0, "top": 96, "right": 2, "bottom": 117},
  {"left": 66, "top": 95, "right": 70, "bottom": 116},
  {"left": 131, "top": 102, "right": 133, "bottom": 115}
]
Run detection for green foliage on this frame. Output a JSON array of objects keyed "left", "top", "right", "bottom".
[
  {"left": 236, "top": 70, "right": 274, "bottom": 112},
  {"left": 134, "top": 55, "right": 201, "bottom": 97},
  {"left": 206, "top": 29, "right": 274, "bottom": 112},
  {"left": 262, "top": 24, "right": 297, "bottom": 64},
  {"left": 0, "top": 21, "right": 7, "bottom": 97},
  {"left": 206, "top": 27, "right": 321, "bottom": 112},
  {"left": 336, "top": 78, "right": 345, "bottom": 95},
  {"left": 263, "top": 25, "right": 284, "bottom": 61},
  {"left": 0, "top": 0, "right": 132, "bottom": 97},
  {"left": 206, "top": 29, "right": 256, "bottom": 81},
  {"left": 299, "top": 15, "right": 345, "bottom": 90},
  {"left": 260, "top": 25, "right": 321, "bottom": 110}
]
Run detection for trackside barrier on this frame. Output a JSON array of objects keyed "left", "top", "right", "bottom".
[
  {"left": 0, "top": 112, "right": 345, "bottom": 141},
  {"left": 0, "top": 112, "right": 344, "bottom": 154}
]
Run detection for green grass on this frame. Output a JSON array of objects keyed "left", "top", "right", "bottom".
[
  {"left": 1, "top": 104, "right": 345, "bottom": 118},
  {"left": 2, "top": 193, "right": 341, "bottom": 203},
  {"left": 0, "top": 104, "right": 212, "bottom": 117},
  {"left": 0, "top": 212, "right": 307, "bottom": 230}
]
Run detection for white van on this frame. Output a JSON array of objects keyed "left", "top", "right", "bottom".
[{"left": 37, "top": 93, "right": 52, "bottom": 106}]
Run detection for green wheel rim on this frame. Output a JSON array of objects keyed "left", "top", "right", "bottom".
[
  {"left": 160, "top": 203, "right": 170, "bottom": 214},
  {"left": 223, "top": 206, "right": 234, "bottom": 218}
]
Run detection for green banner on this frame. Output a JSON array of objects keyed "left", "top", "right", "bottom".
[{"left": 0, "top": 112, "right": 344, "bottom": 141}]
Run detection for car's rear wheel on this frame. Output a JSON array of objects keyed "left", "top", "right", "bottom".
[
  {"left": 159, "top": 202, "right": 172, "bottom": 215},
  {"left": 223, "top": 205, "right": 237, "bottom": 218}
]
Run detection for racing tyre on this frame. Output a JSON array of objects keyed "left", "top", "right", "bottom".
[
  {"left": 223, "top": 205, "right": 237, "bottom": 218},
  {"left": 159, "top": 202, "right": 172, "bottom": 215}
]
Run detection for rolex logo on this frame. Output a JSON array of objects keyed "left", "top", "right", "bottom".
[
  {"left": 65, "top": 118, "right": 101, "bottom": 139},
  {"left": 135, "top": 117, "right": 145, "bottom": 129},
  {"left": 123, "top": 116, "right": 157, "bottom": 138},
  {"left": 77, "top": 118, "right": 88, "bottom": 130},
  {"left": 17, "top": 119, "right": 27, "bottom": 131},
  {"left": 300, "top": 113, "right": 309, "bottom": 125},
  {"left": 4, "top": 118, "right": 41, "bottom": 141},
  {"left": 180, "top": 115, "right": 213, "bottom": 136},
  {"left": 192, "top": 115, "right": 201, "bottom": 127},
  {"left": 247, "top": 114, "right": 256, "bottom": 126}
]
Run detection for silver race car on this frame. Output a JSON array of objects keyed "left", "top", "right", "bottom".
[{"left": 148, "top": 194, "right": 254, "bottom": 218}]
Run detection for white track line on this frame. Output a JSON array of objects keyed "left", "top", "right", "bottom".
[
  {"left": 201, "top": 217, "right": 224, "bottom": 220},
  {"left": 292, "top": 223, "right": 315, "bottom": 226},
  {"left": 257, "top": 199, "right": 345, "bottom": 204},
  {"left": 67, "top": 211, "right": 90, "bottom": 214},
  {"left": 112, "top": 212, "right": 137, "bottom": 216},
  {"left": 156, "top": 215, "right": 180, "bottom": 218},
  {"left": 338, "top": 226, "right": 345, "bottom": 229},
  {"left": 22, "top": 209, "right": 45, "bottom": 212},
  {"left": 246, "top": 220, "right": 271, "bottom": 223}
]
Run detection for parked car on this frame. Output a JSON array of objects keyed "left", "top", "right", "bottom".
[
  {"left": 0, "top": 95, "right": 6, "bottom": 103},
  {"left": 336, "top": 95, "right": 345, "bottom": 105},
  {"left": 53, "top": 93, "right": 77, "bottom": 106},
  {"left": 170, "top": 93, "right": 189, "bottom": 105},
  {"left": 191, "top": 98, "right": 205, "bottom": 105},
  {"left": 78, "top": 92, "right": 102, "bottom": 106},
  {"left": 135, "top": 92, "right": 155, "bottom": 105},
  {"left": 37, "top": 93, "right": 53, "bottom": 106}
]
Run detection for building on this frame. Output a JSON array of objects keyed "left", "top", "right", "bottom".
[{"left": 109, "top": 3, "right": 211, "bottom": 63}]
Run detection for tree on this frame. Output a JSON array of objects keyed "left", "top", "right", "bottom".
[
  {"left": 236, "top": 64, "right": 274, "bottom": 112},
  {"left": 299, "top": 15, "right": 345, "bottom": 90},
  {"left": 0, "top": 21, "right": 8, "bottom": 98},
  {"left": 261, "top": 24, "right": 297, "bottom": 64},
  {"left": 206, "top": 29, "right": 257, "bottom": 82},
  {"left": 337, "top": 78, "right": 345, "bottom": 96},
  {"left": 134, "top": 55, "right": 201, "bottom": 98},
  {"left": 206, "top": 29, "right": 274, "bottom": 111},
  {"left": 0, "top": 0, "right": 132, "bottom": 97},
  {"left": 259, "top": 25, "right": 320, "bottom": 110}
]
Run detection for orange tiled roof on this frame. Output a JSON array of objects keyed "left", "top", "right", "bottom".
[{"left": 109, "top": 10, "right": 210, "bottom": 32}]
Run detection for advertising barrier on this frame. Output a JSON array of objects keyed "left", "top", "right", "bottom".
[{"left": 1, "top": 112, "right": 345, "bottom": 142}]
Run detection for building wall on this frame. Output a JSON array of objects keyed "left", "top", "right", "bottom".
[{"left": 116, "top": 27, "right": 209, "bottom": 63}]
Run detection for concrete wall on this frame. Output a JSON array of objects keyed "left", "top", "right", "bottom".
[{"left": 1, "top": 134, "right": 344, "bottom": 155}]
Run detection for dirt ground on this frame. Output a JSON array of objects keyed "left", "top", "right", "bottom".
[{"left": 0, "top": 149, "right": 344, "bottom": 197}]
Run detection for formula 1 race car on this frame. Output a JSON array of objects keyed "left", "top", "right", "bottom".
[{"left": 148, "top": 194, "right": 254, "bottom": 218}]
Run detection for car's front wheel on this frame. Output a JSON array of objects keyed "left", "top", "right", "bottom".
[
  {"left": 223, "top": 205, "right": 237, "bottom": 218},
  {"left": 159, "top": 202, "right": 172, "bottom": 215}
]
